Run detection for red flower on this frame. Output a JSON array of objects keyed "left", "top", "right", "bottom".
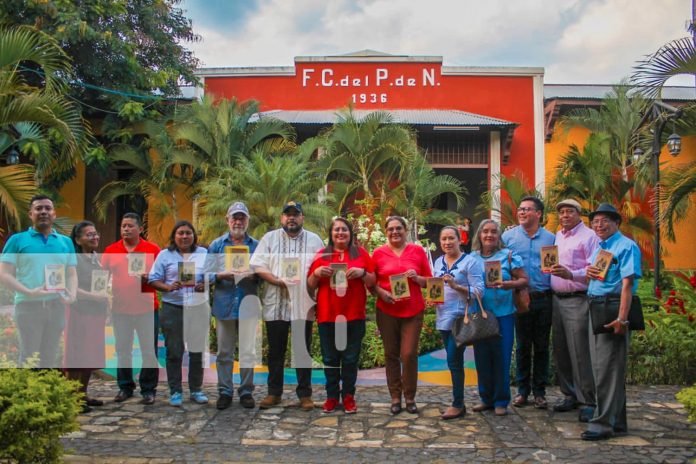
[
  {"left": 690, "top": 275, "right": 696, "bottom": 288},
  {"left": 655, "top": 287, "right": 662, "bottom": 298},
  {"left": 669, "top": 290, "right": 677, "bottom": 296},
  {"left": 677, "top": 300, "right": 685, "bottom": 311},
  {"left": 2, "top": 327, "right": 13, "bottom": 336},
  {"left": 665, "top": 308, "right": 671, "bottom": 314},
  {"left": 666, "top": 297, "right": 675, "bottom": 306},
  {"left": 689, "top": 314, "right": 695, "bottom": 323}
]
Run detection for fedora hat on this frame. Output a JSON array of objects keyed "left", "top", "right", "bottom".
[{"left": 589, "top": 203, "right": 622, "bottom": 223}]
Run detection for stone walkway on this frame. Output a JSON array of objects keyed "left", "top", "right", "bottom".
[{"left": 63, "top": 382, "right": 695, "bottom": 463}]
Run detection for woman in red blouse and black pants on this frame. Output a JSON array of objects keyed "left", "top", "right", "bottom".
[
  {"left": 370, "top": 216, "right": 432, "bottom": 414},
  {"left": 308, "top": 217, "right": 376, "bottom": 414}
]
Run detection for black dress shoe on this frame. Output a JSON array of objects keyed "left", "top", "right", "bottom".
[
  {"left": 405, "top": 402, "right": 418, "bottom": 414},
  {"left": 390, "top": 403, "right": 402, "bottom": 415},
  {"left": 81, "top": 404, "right": 93, "bottom": 414},
  {"left": 578, "top": 406, "right": 595, "bottom": 423},
  {"left": 552, "top": 397, "right": 578, "bottom": 412},
  {"left": 140, "top": 394, "right": 156, "bottom": 405},
  {"left": 114, "top": 390, "right": 133, "bottom": 403},
  {"left": 240, "top": 394, "right": 256, "bottom": 409},
  {"left": 86, "top": 397, "right": 104, "bottom": 407},
  {"left": 216, "top": 394, "right": 233, "bottom": 410},
  {"left": 581, "top": 430, "right": 613, "bottom": 441}
]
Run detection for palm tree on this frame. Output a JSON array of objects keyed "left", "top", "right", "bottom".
[
  {"left": 389, "top": 152, "right": 467, "bottom": 234},
  {"left": 0, "top": 26, "right": 88, "bottom": 187},
  {"left": 633, "top": 34, "right": 696, "bottom": 243},
  {"left": 172, "top": 95, "right": 295, "bottom": 178},
  {"left": 547, "top": 134, "right": 654, "bottom": 252},
  {"left": 313, "top": 108, "right": 419, "bottom": 215},
  {"left": 92, "top": 120, "right": 188, "bottom": 238},
  {"left": 632, "top": 36, "right": 696, "bottom": 96},
  {"left": 0, "top": 164, "right": 35, "bottom": 236},
  {"left": 559, "top": 82, "right": 650, "bottom": 186},
  {"left": 477, "top": 170, "right": 543, "bottom": 228},
  {"left": 197, "top": 141, "right": 333, "bottom": 242}
]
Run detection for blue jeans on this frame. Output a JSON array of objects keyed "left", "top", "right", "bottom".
[
  {"left": 474, "top": 313, "right": 515, "bottom": 408},
  {"left": 318, "top": 320, "right": 365, "bottom": 399},
  {"left": 440, "top": 330, "right": 466, "bottom": 408}
]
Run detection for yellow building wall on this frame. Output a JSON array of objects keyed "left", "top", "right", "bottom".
[
  {"left": 146, "top": 183, "right": 194, "bottom": 246},
  {"left": 544, "top": 125, "right": 696, "bottom": 271},
  {"left": 56, "top": 161, "right": 85, "bottom": 221}
]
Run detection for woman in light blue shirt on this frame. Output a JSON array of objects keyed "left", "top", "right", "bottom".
[
  {"left": 432, "top": 226, "right": 484, "bottom": 420},
  {"left": 149, "top": 220, "right": 210, "bottom": 407},
  {"left": 471, "top": 219, "right": 528, "bottom": 416}
]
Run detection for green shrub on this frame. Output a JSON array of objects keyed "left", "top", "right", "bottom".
[
  {"left": 676, "top": 384, "right": 696, "bottom": 422},
  {"left": 0, "top": 364, "right": 81, "bottom": 463},
  {"left": 627, "top": 272, "right": 696, "bottom": 385}
]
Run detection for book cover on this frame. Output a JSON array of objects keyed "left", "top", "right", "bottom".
[
  {"left": 426, "top": 277, "right": 445, "bottom": 304},
  {"left": 280, "top": 257, "right": 301, "bottom": 282},
  {"left": 389, "top": 273, "right": 411, "bottom": 300},
  {"left": 44, "top": 264, "right": 66, "bottom": 291},
  {"left": 330, "top": 263, "right": 348, "bottom": 289},
  {"left": 178, "top": 261, "right": 196, "bottom": 287},
  {"left": 224, "top": 245, "right": 250, "bottom": 272},
  {"left": 91, "top": 269, "right": 110, "bottom": 294},
  {"left": 593, "top": 249, "right": 613, "bottom": 281},
  {"left": 484, "top": 260, "right": 503, "bottom": 287},
  {"left": 541, "top": 245, "right": 559, "bottom": 274},
  {"left": 127, "top": 253, "right": 146, "bottom": 276}
]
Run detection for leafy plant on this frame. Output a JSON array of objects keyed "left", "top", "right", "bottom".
[
  {"left": 676, "top": 384, "right": 696, "bottom": 422},
  {"left": 0, "top": 365, "right": 81, "bottom": 463}
]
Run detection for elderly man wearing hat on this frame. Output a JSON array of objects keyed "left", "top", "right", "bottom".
[
  {"left": 250, "top": 201, "right": 324, "bottom": 410},
  {"left": 581, "top": 203, "right": 641, "bottom": 441},
  {"left": 206, "top": 201, "right": 261, "bottom": 410},
  {"left": 549, "top": 199, "right": 599, "bottom": 422}
]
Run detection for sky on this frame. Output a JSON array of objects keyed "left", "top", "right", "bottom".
[{"left": 180, "top": 0, "right": 693, "bottom": 85}]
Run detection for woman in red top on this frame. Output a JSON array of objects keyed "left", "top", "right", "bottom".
[
  {"left": 371, "top": 216, "right": 432, "bottom": 415},
  {"left": 308, "top": 217, "right": 376, "bottom": 414}
]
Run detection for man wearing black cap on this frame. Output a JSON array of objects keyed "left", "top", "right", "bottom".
[
  {"left": 250, "top": 201, "right": 323, "bottom": 410},
  {"left": 550, "top": 199, "right": 598, "bottom": 421},
  {"left": 581, "top": 203, "right": 641, "bottom": 441}
]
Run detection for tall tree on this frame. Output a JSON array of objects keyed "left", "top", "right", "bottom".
[
  {"left": 477, "top": 171, "right": 543, "bottom": 228},
  {"left": 0, "top": 26, "right": 88, "bottom": 235}
]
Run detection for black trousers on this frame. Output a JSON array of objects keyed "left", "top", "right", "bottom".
[
  {"left": 514, "top": 292, "right": 552, "bottom": 398},
  {"left": 265, "top": 320, "right": 313, "bottom": 398}
]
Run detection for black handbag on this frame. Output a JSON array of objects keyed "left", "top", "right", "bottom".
[
  {"left": 451, "top": 294, "right": 500, "bottom": 347},
  {"left": 589, "top": 294, "right": 645, "bottom": 335}
]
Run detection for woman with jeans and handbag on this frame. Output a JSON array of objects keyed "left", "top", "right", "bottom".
[
  {"left": 471, "top": 219, "right": 528, "bottom": 416},
  {"left": 582, "top": 203, "right": 641, "bottom": 441},
  {"left": 148, "top": 221, "right": 210, "bottom": 407},
  {"left": 307, "top": 217, "right": 376, "bottom": 414},
  {"left": 432, "top": 226, "right": 484, "bottom": 420}
]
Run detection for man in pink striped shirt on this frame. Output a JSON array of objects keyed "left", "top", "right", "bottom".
[{"left": 549, "top": 199, "right": 599, "bottom": 422}]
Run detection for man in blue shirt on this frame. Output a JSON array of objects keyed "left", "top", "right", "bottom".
[
  {"left": 206, "top": 201, "right": 261, "bottom": 410},
  {"left": 0, "top": 195, "right": 77, "bottom": 367},
  {"left": 502, "top": 196, "right": 555, "bottom": 409},
  {"left": 581, "top": 203, "right": 641, "bottom": 441}
]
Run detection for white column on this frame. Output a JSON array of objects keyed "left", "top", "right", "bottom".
[
  {"left": 533, "top": 73, "right": 545, "bottom": 194},
  {"left": 490, "top": 131, "right": 501, "bottom": 223}
]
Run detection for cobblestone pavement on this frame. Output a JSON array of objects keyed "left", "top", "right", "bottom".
[{"left": 63, "top": 382, "right": 695, "bottom": 463}]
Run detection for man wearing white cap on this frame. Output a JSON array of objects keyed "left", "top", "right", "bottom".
[
  {"left": 206, "top": 201, "right": 260, "bottom": 410},
  {"left": 549, "top": 199, "right": 599, "bottom": 422}
]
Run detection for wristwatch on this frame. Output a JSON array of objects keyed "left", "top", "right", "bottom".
[{"left": 617, "top": 319, "right": 629, "bottom": 327}]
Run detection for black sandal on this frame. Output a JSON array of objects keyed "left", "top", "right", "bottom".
[{"left": 390, "top": 402, "right": 402, "bottom": 415}]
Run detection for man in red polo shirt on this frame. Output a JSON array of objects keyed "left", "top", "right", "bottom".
[{"left": 102, "top": 213, "right": 161, "bottom": 405}]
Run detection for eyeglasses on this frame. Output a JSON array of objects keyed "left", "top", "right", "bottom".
[
  {"left": 84, "top": 232, "right": 100, "bottom": 239},
  {"left": 517, "top": 207, "right": 537, "bottom": 213},
  {"left": 591, "top": 218, "right": 614, "bottom": 226}
]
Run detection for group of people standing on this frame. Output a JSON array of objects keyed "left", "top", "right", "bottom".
[{"left": 0, "top": 194, "right": 640, "bottom": 441}]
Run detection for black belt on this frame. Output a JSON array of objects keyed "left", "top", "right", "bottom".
[
  {"left": 554, "top": 291, "right": 587, "bottom": 299},
  {"left": 529, "top": 290, "right": 551, "bottom": 299}
]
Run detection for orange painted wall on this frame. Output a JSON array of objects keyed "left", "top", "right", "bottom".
[
  {"left": 205, "top": 61, "right": 539, "bottom": 183},
  {"left": 544, "top": 125, "right": 696, "bottom": 271}
]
